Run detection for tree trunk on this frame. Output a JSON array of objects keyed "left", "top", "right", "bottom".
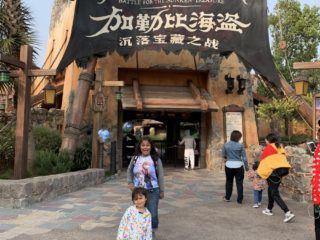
[{"left": 61, "top": 57, "right": 97, "bottom": 158}]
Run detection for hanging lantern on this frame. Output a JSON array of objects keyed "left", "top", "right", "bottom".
[
  {"left": 43, "top": 82, "right": 56, "bottom": 105},
  {"left": 115, "top": 89, "right": 123, "bottom": 101},
  {"left": 294, "top": 76, "right": 309, "bottom": 96},
  {"left": 0, "top": 67, "right": 10, "bottom": 82},
  {"left": 279, "top": 39, "right": 287, "bottom": 50},
  {"left": 0, "top": 103, "right": 5, "bottom": 111}
]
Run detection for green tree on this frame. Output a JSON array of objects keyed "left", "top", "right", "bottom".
[
  {"left": 0, "top": 0, "right": 37, "bottom": 94},
  {"left": 269, "top": 0, "right": 320, "bottom": 85},
  {"left": 256, "top": 97, "right": 298, "bottom": 134}
]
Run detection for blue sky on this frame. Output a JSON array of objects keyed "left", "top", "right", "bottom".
[{"left": 24, "top": 0, "right": 320, "bottom": 67}]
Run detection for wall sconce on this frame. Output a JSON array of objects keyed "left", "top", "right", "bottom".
[
  {"left": 236, "top": 75, "right": 246, "bottom": 95},
  {"left": 225, "top": 74, "right": 234, "bottom": 94}
]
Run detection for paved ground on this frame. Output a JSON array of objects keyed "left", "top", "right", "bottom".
[{"left": 0, "top": 168, "right": 315, "bottom": 240}]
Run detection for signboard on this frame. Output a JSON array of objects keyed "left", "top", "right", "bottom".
[
  {"left": 225, "top": 112, "right": 243, "bottom": 143},
  {"left": 93, "top": 91, "right": 106, "bottom": 112},
  {"left": 223, "top": 104, "right": 244, "bottom": 144},
  {"left": 58, "top": 0, "right": 280, "bottom": 86}
]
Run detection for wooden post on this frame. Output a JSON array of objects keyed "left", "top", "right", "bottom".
[
  {"left": 61, "top": 57, "right": 97, "bottom": 157},
  {"left": 14, "top": 45, "right": 32, "bottom": 179},
  {"left": 91, "top": 69, "right": 104, "bottom": 168}
]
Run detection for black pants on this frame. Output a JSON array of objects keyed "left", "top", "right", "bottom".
[
  {"left": 315, "top": 205, "right": 320, "bottom": 240},
  {"left": 267, "top": 176, "right": 289, "bottom": 213},
  {"left": 225, "top": 166, "right": 244, "bottom": 203}
]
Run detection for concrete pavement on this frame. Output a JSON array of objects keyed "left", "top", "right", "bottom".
[{"left": 0, "top": 168, "right": 314, "bottom": 240}]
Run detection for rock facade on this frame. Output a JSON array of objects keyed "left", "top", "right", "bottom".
[{"left": 0, "top": 169, "right": 105, "bottom": 208}]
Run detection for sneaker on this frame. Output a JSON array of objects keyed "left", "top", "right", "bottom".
[
  {"left": 223, "top": 196, "right": 230, "bottom": 202},
  {"left": 283, "top": 211, "right": 295, "bottom": 223},
  {"left": 258, "top": 202, "right": 262, "bottom": 206},
  {"left": 184, "top": 168, "right": 189, "bottom": 171},
  {"left": 252, "top": 204, "right": 259, "bottom": 208},
  {"left": 262, "top": 208, "right": 273, "bottom": 216}
]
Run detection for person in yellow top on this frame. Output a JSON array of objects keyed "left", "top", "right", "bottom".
[{"left": 257, "top": 133, "right": 295, "bottom": 223}]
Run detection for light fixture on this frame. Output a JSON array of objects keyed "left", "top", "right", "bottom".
[
  {"left": 0, "top": 67, "right": 10, "bottom": 82},
  {"left": 294, "top": 75, "right": 309, "bottom": 96},
  {"left": 0, "top": 103, "right": 5, "bottom": 111},
  {"left": 236, "top": 75, "right": 246, "bottom": 95},
  {"left": 115, "top": 89, "right": 122, "bottom": 101},
  {"left": 43, "top": 78, "right": 56, "bottom": 105},
  {"left": 225, "top": 74, "right": 234, "bottom": 94}
]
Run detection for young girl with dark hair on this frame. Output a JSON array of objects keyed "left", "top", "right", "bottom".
[
  {"left": 247, "top": 161, "right": 267, "bottom": 208},
  {"left": 117, "top": 187, "right": 152, "bottom": 240}
]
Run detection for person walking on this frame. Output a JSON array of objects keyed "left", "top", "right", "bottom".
[
  {"left": 312, "top": 128, "right": 320, "bottom": 239},
  {"left": 247, "top": 161, "right": 267, "bottom": 208},
  {"left": 257, "top": 133, "right": 295, "bottom": 223},
  {"left": 222, "top": 130, "right": 249, "bottom": 204},
  {"left": 127, "top": 137, "right": 164, "bottom": 239},
  {"left": 117, "top": 187, "right": 152, "bottom": 240},
  {"left": 179, "top": 129, "right": 196, "bottom": 170}
]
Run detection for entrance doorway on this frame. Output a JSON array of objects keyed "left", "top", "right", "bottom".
[{"left": 122, "top": 110, "right": 201, "bottom": 168}]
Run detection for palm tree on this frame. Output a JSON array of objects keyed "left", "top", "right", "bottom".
[{"left": 0, "top": 0, "right": 37, "bottom": 94}]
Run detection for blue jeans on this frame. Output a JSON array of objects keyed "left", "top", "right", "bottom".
[
  {"left": 253, "top": 190, "right": 263, "bottom": 204},
  {"left": 147, "top": 187, "right": 160, "bottom": 229}
]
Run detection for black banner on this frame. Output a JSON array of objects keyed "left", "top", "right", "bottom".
[{"left": 58, "top": 0, "right": 280, "bottom": 86}]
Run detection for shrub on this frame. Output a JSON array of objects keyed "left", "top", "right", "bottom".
[
  {"left": 33, "top": 126, "right": 61, "bottom": 153},
  {"left": 34, "top": 150, "right": 71, "bottom": 176},
  {"left": 0, "top": 125, "right": 15, "bottom": 171},
  {"left": 0, "top": 168, "right": 14, "bottom": 179},
  {"left": 72, "top": 137, "right": 92, "bottom": 171}
]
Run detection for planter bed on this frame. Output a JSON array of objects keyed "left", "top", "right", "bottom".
[{"left": 0, "top": 169, "right": 105, "bottom": 208}]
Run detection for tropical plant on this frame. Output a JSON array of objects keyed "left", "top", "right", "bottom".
[
  {"left": 269, "top": 0, "right": 320, "bottom": 85},
  {"left": 0, "top": 0, "right": 38, "bottom": 94}
]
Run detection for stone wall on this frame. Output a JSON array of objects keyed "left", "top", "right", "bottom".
[
  {"left": 0, "top": 169, "right": 105, "bottom": 208},
  {"left": 0, "top": 108, "right": 64, "bottom": 130},
  {"left": 248, "top": 145, "right": 312, "bottom": 203}
]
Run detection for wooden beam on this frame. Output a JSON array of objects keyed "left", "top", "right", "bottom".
[
  {"left": 0, "top": 53, "right": 25, "bottom": 69},
  {"left": 143, "top": 98, "right": 198, "bottom": 106},
  {"left": 102, "top": 81, "right": 124, "bottom": 87},
  {"left": 188, "top": 81, "right": 208, "bottom": 110},
  {"left": 188, "top": 81, "right": 201, "bottom": 102},
  {"left": 92, "top": 69, "right": 104, "bottom": 169},
  {"left": 10, "top": 69, "right": 57, "bottom": 78},
  {"left": 133, "top": 80, "right": 143, "bottom": 110},
  {"left": 14, "top": 45, "right": 32, "bottom": 179},
  {"left": 293, "top": 62, "right": 320, "bottom": 70}
]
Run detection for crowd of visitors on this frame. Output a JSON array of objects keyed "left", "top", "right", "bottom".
[{"left": 115, "top": 130, "right": 320, "bottom": 239}]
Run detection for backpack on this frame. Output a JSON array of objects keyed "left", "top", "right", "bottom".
[
  {"left": 271, "top": 167, "right": 289, "bottom": 178},
  {"left": 274, "top": 167, "right": 290, "bottom": 177}
]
